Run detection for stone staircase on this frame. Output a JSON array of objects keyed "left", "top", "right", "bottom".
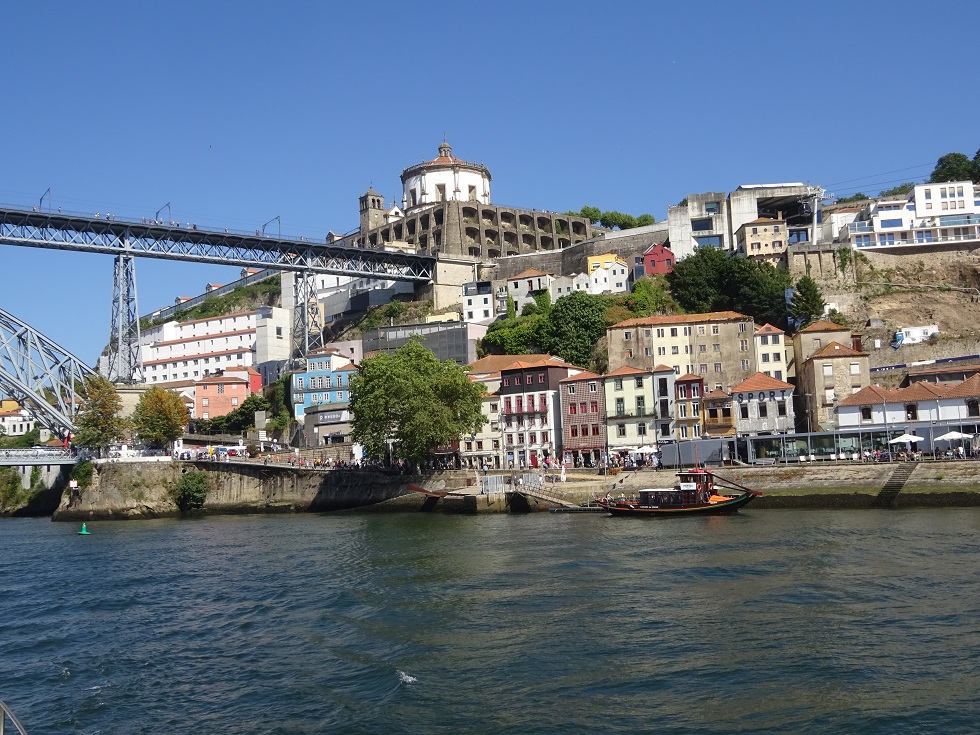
[{"left": 876, "top": 462, "right": 918, "bottom": 507}]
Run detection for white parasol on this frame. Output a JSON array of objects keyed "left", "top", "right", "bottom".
[
  {"left": 888, "top": 433, "right": 925, "bottom": 444},
  {"left": 934, "top": 430, "right": 972, "bottom": 442}
]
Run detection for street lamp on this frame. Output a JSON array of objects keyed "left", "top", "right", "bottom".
[
  {"left": 155, "top": 202, "right": 171, "bottom": 224},
  {"left": 262, "top": 216, "right": 281, "bottom": 239},
  {"left": 39, "top": 187, "right": 51, "bottom": 213}
]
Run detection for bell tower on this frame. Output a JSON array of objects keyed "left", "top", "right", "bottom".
[{"left": 359, "top": 187, "right": 384, "bottom": 234}]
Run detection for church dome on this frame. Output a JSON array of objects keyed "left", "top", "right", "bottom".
[{"left": 400, "top": 142, "right": 492, "bottom": 211}]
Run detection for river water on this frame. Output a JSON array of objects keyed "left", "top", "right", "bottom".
[{"left": 2, "top": 509, "right": 979, "bottom": 734}]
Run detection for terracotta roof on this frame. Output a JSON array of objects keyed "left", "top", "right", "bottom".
[
  {"left": 504, "top": 358, "right": 578, "bottom": 371},
  {"left": 941, "top": 374, "right": 980, "bottom": 399},
  {"left": 799, "top": 319, "right": 849, "bottom": 333},
  {"left": 604, "top": 366, "right": 648, "bottom": 377},
  {"left": 754, "top": 323, "right": 784, "bottom": 335},
  {"left": 810, "top": 341, "right": 866, "bottom": 358},
  {"left": 335, "top": 364, "right": 358, "bottom": 372},
  {"left": 652, "top": 364, "right": 676, "bottom": 373},
  {"left": 907, "top": 362, "right": 980, "bottom": 377},
  {"left": 467, "top": 354, "right": 553, "bottom": 374},
  {"left": 742, "top": 216, "right": 782, "bottom": 224},
  {"left": 675, "top": 373, "right": 702, "bottom": 382},
  {"left": 702, "top": 389, "right": 731, "bottom": 400},
  {"left": 731, "top": 372, "right": 794, "bottom": 393},
  {"left": 837, "top": 385, "right": 893, "bottom": 407},
  {"left": 196, "top": 374, "right": 249, "bottom": 385},
  {"left": 560, "top": 371, "right": 601, "bottom": 383},
  {"left": 507, "top": 268, "right": 554, "bottom": 280},
  {"left": 611, "top": 311, "right": 749, "bottom": 328}
]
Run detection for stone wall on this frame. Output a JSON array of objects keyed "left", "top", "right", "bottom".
[{"left": 52, "top": 461, "right": 474, "bottom": 521}]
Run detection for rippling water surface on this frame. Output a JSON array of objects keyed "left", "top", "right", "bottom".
[{"left": 2, "top": 509, "right": 980, "bottom": 734}]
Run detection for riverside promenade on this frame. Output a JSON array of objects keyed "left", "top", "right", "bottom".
[{"left": 45, "top": 456, "right": 980, "bottom": 521}]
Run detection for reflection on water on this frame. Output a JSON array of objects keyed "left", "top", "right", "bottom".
[{"left": 2, "top": 510, "right": 979, "bottom": 734}]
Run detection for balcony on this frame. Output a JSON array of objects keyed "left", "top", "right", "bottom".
[
  {"left": 847, "top": 221, "right": 874, "bottom": 233},
  {"left": 607, "top": 408, "right": 656, "bottom": 419}
]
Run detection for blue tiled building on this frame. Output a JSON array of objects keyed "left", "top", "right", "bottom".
[{"left": 290, "top": 348, "right": 357, "bottom": 421}]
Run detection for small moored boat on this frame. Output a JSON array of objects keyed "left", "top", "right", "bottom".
[{"left": 596, "top": 468, "right": 761, "bottom": 517}]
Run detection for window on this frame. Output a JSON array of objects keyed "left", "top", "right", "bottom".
[
  {"left": 823, "top": 363, "right": 833, "bottom": 377},
  {"left": 571, "top": 426, "right": 578, "bottom": 437},
  {"left": 758, "top": 402, "right": 767, "bottom": 418},
  {"left": 772, "top": 335, "right": 780, "bottom": 344},
  {"left": 850, "top": 362, "right": 860, "bottom": 375},
  {"left": 656, "top": 329, "right": 665, "bottom": 338},
  {"left": 704, "top": 201, "right": 720, "bottom": 215},
  {"left": 592, "top": 425, "right": 601, "bottom": 436},
  {"left": 580, "top": 402, "right": 587, "bottom": 414},
  {"left": 775, "top": 370, "right": 783, "bottom": 380},
  {"left": 615, "top": 398, "right": 625, "bottom": 415},
  {"left": 617, "top": 424, "right": 627, "bottom": 437},
  {"left": 906, "top": 404, "right": 918, "bottom": 421},
  {"left": 740, "top": 339, "right": 748, "bottom": 352},
  {"left": 671, "top": 346, "right": 679, "bottom": 354},
  {"left": 614, "top": 378, "right": 623, "bottom": 390},
  {"left": 678, "top": 385, "right": 687, "bottom": 399},
  {"left": 968, "top": 400, "right": 979, "bottom": 417},
  {"left": 231, "top": 397, "right": 238, "bottom": 406},
  {"left": 590, "top": 401, "right": 598, "bottom": 413},
  {"left": 698, "top": 326, "right": 706, "bottom": 335},
  {"left": 777, "top": 401, "right": 786, "bottom": 417},
  {"left": 626, "top": 349, "right": 633, "bottom": 358},
  {"left": 502, "top": 378, "right": 509, "bottom": 387},
  {"left": 635, "top": 377, "right": 644, "bottom": 388},
  {"left": 740, "top": 360, "right": 749, "bottom": 371},
  {"left": 218, "top": 384, "right": 225, "bottom": 394},
  {"left": 714, "top": 363, "right": 722, "bottom": 373},
  {"left": 761, "top": 335, "right": 769, "bottom": 345},
  {"left": 670, "top": 327, "right": 678, "bottom": 337},
  {"left": 645, "top": 347, "right": 652, "bottom": 357},
  {"left": 698, "top": 344, "right": 706, "bottom": 353},
  {"left": 773, "top": 352, "right": 781, "bottom": 363},
  {"left": 202, "top": 398, "right": 209, "bottom": 407},
  {"left": 637, "top": 422, "right": 647, "bottom": 436},
  {"left": 691, "top": 218, "right": 713, "bottom": 231},
  {"left": 740, "top": 404, "right": 749, "bottom": 419},
  {"left": 589, "top": 382, "right": 598, "bottom": 393},
  {"left": 658, "top": 347, "right": 667, "bottom": 356},
  {"left": 567, "top": 384, "right": 576, "bottom": 394},
  {"left": 762, "top": 354, "right": 770, "bottom": 363},
  {"left": 679, "top": 403, "right": 687, "bottom": 418},
  {"left": 824, "top": 388, "right": 835, "bottom": 404},
  {"left": 569, "top": 403, "right": 577, "bottom": 415},
  {"left": 739, "top": 323, "right": 748, "bottom": 332},
  {"left": 624, "top": 331, "right": 632, "bottom": 341},
  {"left": 692, "top": 402, "right": 700, "bottom": 417}
]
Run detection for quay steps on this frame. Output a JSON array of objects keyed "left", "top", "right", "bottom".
[{"left": 876, "top": 462, "right": 918, "bottom": 507}]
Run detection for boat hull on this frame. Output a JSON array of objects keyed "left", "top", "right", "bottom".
[{"left": 597, "top": 491, "right": 758, "bottom": 517}]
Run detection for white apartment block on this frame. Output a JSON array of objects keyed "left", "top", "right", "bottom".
[
  {"left": 586, "top": 253, "right": 630, "bottom": 295},
  {"left": 839, "top": 181, "right": 979, "bottom": 250},
  {"left": 142, "top": 307, "right": 291, "bottom": 386},
  {"left": 753, "top": 324, "right": 791, "bottom": 382}
]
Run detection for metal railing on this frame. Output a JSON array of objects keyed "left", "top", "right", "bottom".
[{"left": 0, "top": 699, "right": 29, "bottom": 735}]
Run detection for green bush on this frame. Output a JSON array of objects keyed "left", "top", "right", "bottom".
[
  {"left": 72, "top": 460, "right": 94, "bottom": 489},
  {"left": 172, "top": 470, "right": 209, "bottom": 512}
]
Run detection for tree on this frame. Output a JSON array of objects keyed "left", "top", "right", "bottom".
[
  {"left": 836, "top": 193, "right": 870, "bottom": 203},
  {"left": 221, "top": 393, "right": 271, "bottom": 433},
  {"left": 480, "top": 314, "right": 552, "bottom": 355},
  {"left": 132, "top": 386, "right": 189, "bottom": 448},
  {"left": 727, "top": 259, "right": 793, "bottom": 329},
  {"left": 73, "top": 375, "right": 126, "bottom": 456},
  {"left": 930, "top": 152, "right": 975, "bottom": 183},
  {"left": 665, "top": 245, "right": 730, "bottom": 314},
  {"left": 546, "top": 291, "right": 608, "bottom": 367},
  {"left": 620, "top": 275, "right": 677, "bottom": 316},
  {"left": 349, "top": 340, "right": 486, "bottom": 464},
  {"left": 789, "top": 276, "right": 826, "bottom": 329},
  {"left": 171, "top": 470, "right": 209, "bottom": 511},
  {"left": 878, "top": 183, "right": 915, "bottom": 197}
]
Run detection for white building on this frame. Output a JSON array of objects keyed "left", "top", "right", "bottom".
[
  {"left": 142, "top": 306, "right": 291, "bottom": 387},
  {"left": 586, "top": 253, "right": 630, "bottom": 295},
  {"left": 400, "top": 141, "right": 491, "bottom": 211},
  {"left": 504, "top": 268, "right": 554, "bottom": 314},
  {"left": 753, "top": 323, "right": 790, "bottom": 382},
  {"left": 0, "top": 404, "right": 35, "bottom": 437},
  {"left": 839, "top": 181, "right": 979, "bottom": 250}
]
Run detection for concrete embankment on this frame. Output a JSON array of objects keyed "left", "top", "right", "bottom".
[
  {"left": 52, "top": 460, "right": 475, "bottom": 521},
  {"left": 49, "top": 459, "right": 980, "bottom": 521},
  {"left": 525, "top": 462, "right": 980, "bottom": 510}
]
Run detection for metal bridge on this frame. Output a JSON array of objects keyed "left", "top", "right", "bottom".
[
  {"left": 0, "top": 447, "right": 77, "bottom": 467},
  {"left": 0, "top": 204, "right": 436, "bottom": 381},
  {"left": 0, "top": 306, "right": 95, "bottom": 439}
]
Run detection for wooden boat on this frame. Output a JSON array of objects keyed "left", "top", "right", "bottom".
[{"left": 596, "top": 468, "right": 761, "bottom": 517}]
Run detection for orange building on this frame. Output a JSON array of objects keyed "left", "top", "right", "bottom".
[{"left": 194, "top": 367, "right": 260, "bottom": 420}]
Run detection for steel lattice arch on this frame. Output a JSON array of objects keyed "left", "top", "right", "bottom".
[{"left": 0, "top": 306, "right": 96, "bottom": 438}]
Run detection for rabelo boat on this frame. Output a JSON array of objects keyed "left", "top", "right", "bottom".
[{"left": 596, "top": 467, "right": 761, "bottom": 517}]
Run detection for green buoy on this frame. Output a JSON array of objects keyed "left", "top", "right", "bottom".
[{"left": 78, "top": 523, "right": 90, "bottom": 535}]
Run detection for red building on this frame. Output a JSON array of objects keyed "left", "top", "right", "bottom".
[{"left": 641, "top": 243, "right": 674, "bottom": 276}]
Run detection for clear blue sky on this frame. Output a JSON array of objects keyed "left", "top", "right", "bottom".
[{"left": 2, "top": 0, "right": 977, "bottom": 366}]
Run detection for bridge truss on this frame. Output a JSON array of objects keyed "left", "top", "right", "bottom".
[
  {"left": 0, "top": 206, "right": 436, "bottom": 379},
  {"left": 0, "top": 306, "right": 96, "bottom": 439}
]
